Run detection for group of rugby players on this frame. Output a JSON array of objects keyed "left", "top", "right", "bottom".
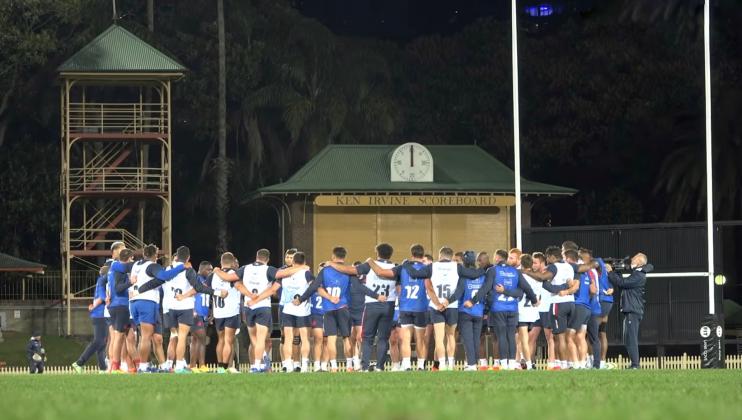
[{"left": 72, "top": 239, "right": 620, "bottom": 373}]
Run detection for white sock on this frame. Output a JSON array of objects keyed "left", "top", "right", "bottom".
[
  {"left": 479, "top": 358, "right": 487, "bottom": 367},
  {"left": 320, "top": 362, "right": 328, "bottom": 371},
  {"left": 401, "top": 357, "right": 411, "bottom": 370},
  {"left": 600, "top": 360, "right": 607, "bottom": 369},
  {"left": 302, "top": 358, "right": 309, "bottom": 368},
  {"left": 330, "top": 360, "right": 337, "bottom": 369},
  {"left": 561, "top": 360, "right": 568, "bottom": 369},
  {"left": 120, "top": 362, "right": 128, "bottom": 371},
  {"left": 284, "top": 359, "right": 293, "bottom": 370},
  {"left": 500, "top": 359, "right": 507, "bottom": 369},
  {"left": 314, "top": 361, "right": 321, "bottom": 371},
  {"left": 392, "top": 362, "right": 400, "bottom": 371},
  {"left": 438, "top": 358, "right": 445, "bottom": 368},
  {"left": 295, "top": 361, "right": 302, "bottom": 369},
  {"left": 447, "top": 357, "right": 455, "bottom": 369},
  {"left": 138, "top": 362, "right": 149, "bottom": 371},
  {"left": 175, "top": 360, "right": 187, "bottom": 370},
  {"left": 417, "top": 359, "right": 425, "bottom": 369}
]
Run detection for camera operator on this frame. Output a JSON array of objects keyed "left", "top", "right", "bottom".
[{"left": 606, "top": 253, "right": 653, "bottom": 369}]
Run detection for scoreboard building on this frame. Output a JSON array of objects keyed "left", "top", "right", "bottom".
[{"left": 248, "top": 143, "right": 575, "bottom": 263}]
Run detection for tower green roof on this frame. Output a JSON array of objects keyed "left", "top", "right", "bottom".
[{"left": 58, "top": 24, "right": 186, "bottom": 73}]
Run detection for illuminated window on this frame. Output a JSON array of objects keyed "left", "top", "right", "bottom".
[{"left": 525, "top": 4, "right": 554, "bottom": 17}]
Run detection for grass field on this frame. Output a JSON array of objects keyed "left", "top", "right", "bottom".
[
  {"left": 0, "top": 371, "right": 740, "bottom": 420},
  {"left": 0, "top": 331, "right": 84, "bottom": 366}
]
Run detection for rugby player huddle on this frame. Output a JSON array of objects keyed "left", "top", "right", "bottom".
[{"left": 73, "top": 239, "right": 617, "bottom": 374}]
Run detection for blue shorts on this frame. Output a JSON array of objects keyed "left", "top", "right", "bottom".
[
  {"left": 324, "top": 308, "right": 351, "bottom": 337},
  {"left": 130, "top": 300, "right": 159, "bottom": 326},
  {"left": 215, "top": 315, "right": 240, "bottom": 331},
  {"left": 245, "top": 307, "right": 272, "bottom": 328},
  {"left": 281, "top": 312, "right": 309, "bottom": 328},
  {"left": 399, "top": 311, "right": 429, "bottom": 329},
  {"left": 600, "top": 301, "right": 613, "bottom": 317},
  {"left": 310, "top": 313, "right": 324, "bottom": 330},
  {"left": 429, "top": 308, "right": 458, "bottom": 326}
]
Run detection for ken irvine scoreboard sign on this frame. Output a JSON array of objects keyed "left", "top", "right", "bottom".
[{"left": 315, "top": 195, "right": 515, "bottom": 207}]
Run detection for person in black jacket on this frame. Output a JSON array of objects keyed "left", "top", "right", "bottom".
[
  {"left": 27, "top": 333, "right": 46, "bottom": 374},
  {"left": 607, "top": 253, "right": 653, "bottom": 369}
]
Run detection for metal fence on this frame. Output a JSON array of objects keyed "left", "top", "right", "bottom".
[{"left": 0, "top": 270, "right": 97, "bottom": 301}]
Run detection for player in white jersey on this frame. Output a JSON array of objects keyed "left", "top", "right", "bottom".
[
  {"left": 404, "top": 246, "right": 484, "bottom": 371},
  {"left": 199, "top": 252, "right": 242, "bottom": 373},
  {"left": 214, "top": 248, "right": 278, "bottom": 373},
  {"left": 527, "top": 252, "right": 557, "bottom": 369},
  {"left": 248, "top": 252, "right": 314, "bottom": 372},
  {"left": 136, "top": 246, "right": 225, "bottom": 373},
  {"left": 516, "top": 254, "right": 542, "bottom": 370},
  {"left": 128, "top": 244, "right": 184, "bottom": 372},
  {"left": 527, "top": 246, "right": 580, "bottom": 369}
]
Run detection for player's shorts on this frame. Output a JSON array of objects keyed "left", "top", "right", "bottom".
[
  {"left": 191, "top": 315, "right": 206, "bottom": 332},
  {"left": 216, "top": 314, "right": 240, "bottom": 331},
  {"left": 245, "top": 307, "right": 272, "bottom": 327},
  {"left": 310, "top": 313, "right": 324, "bottom": 330},
  {"left": 281, "top": 313, "right": 309, "bottom": 328},
  {"left": 170, "top": 309, "right": 194, "bottom": 327},
  {"left": 350, "top": 309, "right": 364, "bottom": 327},
  {"left": 600, "top": 301, "right": 613, "bottom": 317},
  {"left": 517, "top": 321, "right": 534, "bottom": 329},
  {"left": 105, "top": 317, "right": 113, "bottom": 328},
  {"left": 491, "top": 311, "right": 518, "bottom": 331},
  {"left": 535, "top": 311, "right": 552, "bottom": 329},
  {"left": 323, "top": 308, "right": 351, "bottom": 337},
  {"left": 551, "top": 302, "right": 575, "bottom": 334},
  {"left": 399, "top": 311, "right": 429, "bottom": 329},
  {"left": 109, "top": 306, "right": 131, "bottom": 332},
  {"left": 429, "top": 308, "right": 458, "bottom": 326},
  {"left": 154, "top": 312, "right": 163, "bottom": 335},
  {"left": 130, "top": 300, "right": 159, "bottom": 326},
  {"left": 570, "top": 305, "right": 592, "bottom": 330},
  {"left": 163, "top": 311, "right": 176, "bottom": 330}
]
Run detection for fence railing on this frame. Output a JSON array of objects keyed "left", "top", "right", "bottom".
[
  {"left": 0, "top": 270, "right": 97, "bottom": 301},
  {"left": 69, "top": 167, "right": 168, "bottom": 193},
  {"left": 67, "top": 102, "right": 168, "bottom": 134},
  {"left": 1, "top": 354, "right": 740, "bottom": 374}
]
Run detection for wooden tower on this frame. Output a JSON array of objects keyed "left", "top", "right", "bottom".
[{"left": 58, "top": 25, "right": 185, "bottom": 334}]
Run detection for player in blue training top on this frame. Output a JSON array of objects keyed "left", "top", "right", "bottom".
[
  {"left": 325, "top": 244, "right": 394, "bottom": 372},
  {"left": 447, "top": 251, "right": 486, "bottom": 371},
  {"left": 364, "top": 243, "right": 430, "bottom": 371},
  {"left": 72, "top": 265, "right": 110, "bottom": 373},
  {"left": 402, "top": 247, "right": 484, "bottom": 371},
  {"left": 471, "top": 249, "right": 538, "bottom": 370},
  {"left": 190, "top": 261, "right": 212, "bottom": 372},
  {"left": 347, "top": 261, "right": 367, "bottom": 371},
  {"left": 296, "top": 246, "right": 377, "bottom": 372}
]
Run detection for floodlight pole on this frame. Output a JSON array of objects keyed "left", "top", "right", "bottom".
[
  {"left": 704, "top": 0, "right": 715, "bottom": 314},
  {"left": 511, "top": 0, "right": 523, "bottom": 249}
]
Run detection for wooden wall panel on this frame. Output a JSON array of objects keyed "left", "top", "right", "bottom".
[
  {"left": 312, "top": 207, "right": 377, "bottom": 265},
  {"left": 376, "top": 208, "right": 433, "bottom": 260}
]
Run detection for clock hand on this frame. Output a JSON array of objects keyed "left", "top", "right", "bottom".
[{"left": 410, "top": 144, "right": 414, "bottom": 167}]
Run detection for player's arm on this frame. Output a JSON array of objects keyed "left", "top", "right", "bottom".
[
  {"left": 114, "top": 271, "right": 131, "bottom": 294},
  {"left": 447, "top": 278, "right": 467, "bottom": 304},
  {"left": 516, "top": 274, "right": 537, "bottom": 304},
  {"left": 136, "top": 278, "right": 165, "bottom": 294},
  {"left": 424, "top": 278, "right": 442, "bottom": 308},
  {"left": 589, "top": 271, "right": 598, "bottom": 296},
  {"left": 527, "top": 269, "right": 554, "bottom": 282},
  {"left": 214, "top": 266, "right": 242, "bottom": 282},
  {"left": 404, "top": 263, "right": 432, "bottom": 279},
  {"left": 250, "top": 281, "right": 281, "bottom": 305},
  {"left": 470, "top": 270, "right": 494, "bottom": 304},
  {"left": 297, "top": 271, "right": 324, "bottom": 304},
  {"left": 233, "top": 281, "right": 254, "bottom": 298},
  {"left": 457, "top": 265, "right": 484, "bottom": 279},
  {"left": 349, "top": 276, "right": 381, "bottom": 300},
  {"left": 146, "top": 263, "right": 185, "bottom": 281},
  {"left": 575, "top": 260, "right": 599, "bottom": 273},
  {"left": 368, "top": 259, "right": 396, "bottom": 278},
  {"left": 187, "top": 269, "right": 223, "bottom": 297},
  {"left": 326, "top": 261, "right": 359, "bottom": 276},
  {"left": 275, "top": 264, "right": 310, "bottom": 279}
]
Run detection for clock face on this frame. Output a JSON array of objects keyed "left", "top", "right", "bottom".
[{"left": 391, "top": 142, "right": 433, "bottom": 182}]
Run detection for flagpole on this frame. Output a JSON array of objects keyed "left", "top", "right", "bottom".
[
  {"left": 512, "top": 0, "right": 523, "bottom": 249},
  {"left": 703, "top": 0, "right": 715, "bottom": 314}
]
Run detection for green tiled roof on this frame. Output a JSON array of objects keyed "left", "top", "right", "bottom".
[
  {"left": 0, "top": 252, "right": 45, "bottom": 273},
  {"left": 58, "top": 25, "right": 186, "bottom": 73},
  {"left": 250, "top": 144, "right": 576, "bottom": 197}
]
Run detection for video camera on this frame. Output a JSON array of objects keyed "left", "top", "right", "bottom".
[{"left": 603, "top": 257, "right": 631, "bottom": 273}]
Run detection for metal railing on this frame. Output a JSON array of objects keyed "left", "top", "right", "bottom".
[
  {"left": 0, "top": 270, "right": 97, "bottom": 301},
  {"left": 68, "top": 167, "right": 168, "bottom": 193},
  {"left": 67, "top": 102, "right": 168, "bottom": 134},
  {"left": 69, "top": 228, "right": 146, "bottom": 253}
]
